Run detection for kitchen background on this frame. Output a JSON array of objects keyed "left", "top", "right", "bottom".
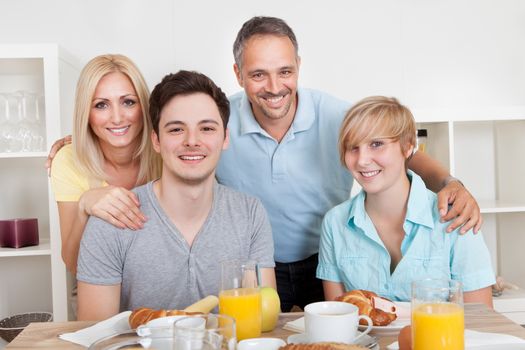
[{"left": 1, "top": 0, "right": 524, "bottom": 344}]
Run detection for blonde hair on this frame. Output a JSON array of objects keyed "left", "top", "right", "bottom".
[
  {"left": 338, "top": 96, "right": 416, "bottom": 165},
  {"left": 72, "top": 54, "right": 161, "bottom": 186}
]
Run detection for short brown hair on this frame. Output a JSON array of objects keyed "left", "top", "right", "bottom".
[
  {"left": 338, "top": 96, "right": 416, "bottom": 165},
  {"left": 149, "top": 70, "right": 230, "bottom": 135}
]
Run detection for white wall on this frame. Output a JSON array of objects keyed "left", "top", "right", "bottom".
[
  {"left": 1, "top": 0, "right": 524, "bottom": 119},
  {"left": 0, "top": 0, "right": 176, "bottom": 94}
]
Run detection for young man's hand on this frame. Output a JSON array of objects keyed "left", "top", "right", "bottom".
[{"left": 437, "top": 180, "right": 482, "bottom": 234}]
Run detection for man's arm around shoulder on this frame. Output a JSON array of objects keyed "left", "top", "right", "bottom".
[{"left": 77, "top": 281, "right": 121, "bottom": 321}]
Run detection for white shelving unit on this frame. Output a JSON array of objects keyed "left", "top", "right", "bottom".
[
  {"left": 0, "top": 44, "right": 79, "bottom": 322},
  {"left": 416, "top": 112, "right": 525, "bottom": 324}
]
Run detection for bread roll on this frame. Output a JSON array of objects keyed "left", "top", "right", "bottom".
[
  {"left": 128, "top": 307, "right": 202, "bottom": 329},
  {"left": 335, "top": 289, "right": 397, "bottom": 326}
]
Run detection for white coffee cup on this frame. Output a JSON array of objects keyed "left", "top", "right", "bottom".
[{"left": 304, "top": 301, "right": 373, "bottom": 344}]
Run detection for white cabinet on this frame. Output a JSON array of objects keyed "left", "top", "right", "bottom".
[
  {"left": 416, "top": 110, "right": 525, "bottom": 323},
  {"left": 0, "top": 44, "right": 79, "bottom": 322}
]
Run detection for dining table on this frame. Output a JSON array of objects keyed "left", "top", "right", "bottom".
[{"left": 5, "top": 303, "right": 525, "bottom": 349}]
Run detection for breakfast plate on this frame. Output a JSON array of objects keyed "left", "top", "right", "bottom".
[
  {"left": 358, "top": 301, "right": 410, "bottom": 335},
  {"left": 287, "top": 332, "right": 379, "bottom": 350}
]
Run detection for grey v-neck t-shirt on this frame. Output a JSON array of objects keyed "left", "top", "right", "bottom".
[{"left": 77, "top": 181, "right": 275, "bottom": 311}]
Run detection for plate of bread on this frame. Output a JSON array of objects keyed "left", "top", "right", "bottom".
[
  {"left": 335, "top": 290, "right": 410, "bottom": 335},
  {"left": 88, "top": 296, "right": 220, "bottom": 349},
  {"left": 286, "top": 333, "right": 377, "bottom": 350},
  {"left": 280, "top": 343, "right": 371, "bottom": 350}
]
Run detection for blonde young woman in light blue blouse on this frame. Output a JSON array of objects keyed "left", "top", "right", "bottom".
[{"left": 316, "top": 96, "right": 494, "bottom": 308}]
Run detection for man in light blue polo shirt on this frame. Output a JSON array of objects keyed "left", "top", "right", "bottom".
[
  {"left": 217, "top": 16, "right": 484, "bottom": 311},
  {"left": 317, "top": 171, "right": 495, "bottom": 302},
  {"left": 218, "top": 88, "right": 350, "bottom": 263}
]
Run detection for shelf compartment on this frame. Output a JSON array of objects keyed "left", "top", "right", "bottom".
[
  {"left": 453, "top": 121, "right": 497, "bottom": 202},
  {"left": 0, "top": 238, "right": 50, "bottom": 257},
  {"left": 0, "top": 58, "right": 45, "bottom": 92},
  {"left": 454, "top": 119, "right": 525, "bottom": 206},
  {"left": 494, "top": 120, "right": 525, "bottom": 205},
  {"left": 0, "top": 255, "right": 52, "bottom": 318},
  {"left": 497, "top": 212, "right": 525, "bottom": 289},
  {"left": 415, "top": 121, "right": 450, "bottom": 173},
  {"left": 0, "top": 157, "right": 50, "bottom": 234}
]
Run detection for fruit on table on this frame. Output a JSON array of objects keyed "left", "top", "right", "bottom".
[
  {"left": 398, "top": 325, "right": 412, "bottom": 350},
  {"left": 260, "top": 286, "right": 281, "bottom": 332}
]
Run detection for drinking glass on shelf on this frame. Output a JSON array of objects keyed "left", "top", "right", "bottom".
[
  {"left": 173, "top": 314, "right": 236, "bottom": 350},
  {"left": 0, "top": 93, "right": 8, "bottom": 152},
  {"left": 17, "top": 90, "right": 45, "bottom": 152},
  {"left": 411, "top": 278, "right": 464, "bottom": 350},
  {"left": 219, "top": 260, "right": 261, "bottom": 340},
  {"left": 3, "top": 92, "right": 23, "bottom": 152}
]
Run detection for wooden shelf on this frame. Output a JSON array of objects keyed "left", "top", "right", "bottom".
[
  {"left": 0, "top": 152, "right": 47, "bottom": 159},
  {"left": 479, "top": 200, "right": 525, "bottom": 214},
  {"left": 412, "top": 106, "right": 525, "bottom": 123},
  {"left": 0, "top": 238, "right": 50, "bottom": 257}
]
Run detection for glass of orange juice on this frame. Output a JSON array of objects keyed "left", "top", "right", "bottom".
[
  {"left": 411, "top": 279, "right": 464, "bottom": 350},
  {"left": 219, "top": 260, "right": 261, "bottom": 340}
]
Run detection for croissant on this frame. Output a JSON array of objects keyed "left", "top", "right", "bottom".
[
  {"left": 279, "top": 343, "right": 366, "bottom": 350},
  {"left": 335, "top": 289, "right": 397, "bottom": 326},
  {"left": 128, "top": 307, "right": 202, "bottom": 329}
]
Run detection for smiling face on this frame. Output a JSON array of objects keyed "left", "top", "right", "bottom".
[
  {"left": 152, "top": 92, "right": 229, "bottom": 185},
  {"left": 344, "top": 137, "right": 413, "bottom": 196},
  {"left": 88, "top": 72, "right": 143, "bottom": 153},
  {"left": 234, "top": 34, "right": 300, "bottom": 125}
]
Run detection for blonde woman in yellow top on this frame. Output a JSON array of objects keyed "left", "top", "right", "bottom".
[{"left": 50, "top": 54, "right": 161, "bottom": 275}]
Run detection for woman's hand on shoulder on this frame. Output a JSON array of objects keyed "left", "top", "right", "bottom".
[
  {"left": 79, "top": 186, "right": 146, "bottom": 230},
  {"left": 45, "top": 135, "right": 72, "bottom": 175}
]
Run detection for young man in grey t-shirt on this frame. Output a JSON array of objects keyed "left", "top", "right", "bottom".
[{"left": 76, "top": 71, "right": 276, "bottom": 321}]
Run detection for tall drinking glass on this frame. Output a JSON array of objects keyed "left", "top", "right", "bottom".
[
  {"left": 219, "top": 260, "right": 261, "bottom": 340},
  {"left": 173, "top": 314, "right": 236, "bottom": 350},
  {"left": 411, "top": 279, "right": 464, "bottom": 350},
  {"left": 0, "top": 93, "right": 8, "bottom": 152},
  {"left": 4, "top": 92, "right": 23, "bottom": 152}
]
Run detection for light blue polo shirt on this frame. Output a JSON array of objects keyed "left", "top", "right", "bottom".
[
  {"left": 317, "top": 171, "right": 495, "bottom": 301},
  {"left": 216, "top": 88, "right": 352, "bottom": 263}
]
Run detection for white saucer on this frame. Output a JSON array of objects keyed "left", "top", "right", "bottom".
[
  {"left": 287, "top": 332, "right": 378, "bottom": 350},
  {"left": 237, "top": 337, "right": 287, "bottom": 350}
]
